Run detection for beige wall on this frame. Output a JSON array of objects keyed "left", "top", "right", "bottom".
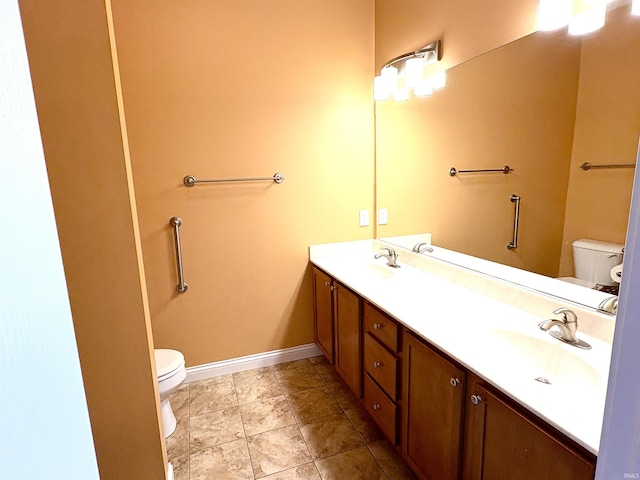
[
  {"left": 110, "top": 0, "right": 375, "bottom": 366},
  {"left": 19, "top": 1, "right": 166, "bottom": 478},
  {"left": 376, "top": 29, "right": 582, "bottom": 276},
  {"left": 559, "top": 5, "right": 640, "bottom": 276},
  {"left": 375, "top": 0, "right": 539, "bottom": 74}
]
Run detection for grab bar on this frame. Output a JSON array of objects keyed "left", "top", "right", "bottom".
[
  {"left": 579, "top": 162, "right": 635, "bottom": 171},
  {"left": 507, "top": 194, "right": 520, "bottom": 250},
  {"left": 449, "top": 165, "right": 513, "bottom": 176},
  {"left": 170, "top": 217, "right": 188, "bottom": 294},
  {"left": 184, "top": 172, "right": 285, "bottom": 187}
]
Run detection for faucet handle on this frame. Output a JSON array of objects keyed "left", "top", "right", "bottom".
[{"left": 552, "top": 307, "right": 577, "bottom": 324}]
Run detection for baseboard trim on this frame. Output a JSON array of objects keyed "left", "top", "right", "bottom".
[{"left": 184, "top": 343, "right": 323, "bottom": 383}]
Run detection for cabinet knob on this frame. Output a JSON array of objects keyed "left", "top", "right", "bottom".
[
  {"left": 471, "top": 394, "right": 483, "bottom": 405},
  {"left": 372, "top": 404, "right": 381, "bottom": 410},
  {"left": 324, "top": 281, "right": 330, "bottom": 287},
  {"left": 449, "top": 377, "right": 460, "bottom": 387},
  {"left": 373, "top": 323, "right": 382, "bottom": 330},
  {"left": 373, "top": 361, "right": 382, "bottom": 369}
]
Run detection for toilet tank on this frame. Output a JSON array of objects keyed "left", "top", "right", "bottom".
[{"left": 572, "top": 238, "right": 624, "bottom": 286}]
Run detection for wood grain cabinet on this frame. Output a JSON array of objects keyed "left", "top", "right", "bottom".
[
  {"left": 463, "top": 380, "right": 596, "bottom": 480},
  {"left": 362, "top": 302, "right": 401, "bottom": 444},
  {"left": 403, "top": 330, "right": 466, "bottom": 480},
  {"left": 312, "top": 266, "right": 362, "bottom": 397}
]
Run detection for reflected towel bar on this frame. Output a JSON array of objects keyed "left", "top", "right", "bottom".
[
  {"left": 449, "top": 166, "right": 513, "bottom": 176},
  {"left": 579, "top": 162, "right": 635, "bottom": 171},
  {"left": 184, "top": 172, "right": 285, "bottom": 187},
  {"left": 170, "top": 217, "right": 188, "bottom": 294},
  {"left": 507, "top": 194, "right": 520, "bottom": 251}
]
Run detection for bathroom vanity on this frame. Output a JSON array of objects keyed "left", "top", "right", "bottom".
[{"left": 310, "top": 239, "right": 612, "bottom": 480}]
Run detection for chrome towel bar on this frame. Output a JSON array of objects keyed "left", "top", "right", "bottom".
[
  {"left": 579, "top": 162, "right": 635, "bottom": 171},
  {"left": 184, "top": 172, "right": 285, "bottom": 187},
  {"left": 170, "top": 217, "right": 188, "bottom": 294},
  {"left": 507, "top": 194, "right": 520, "bottom": 250},
  {"left": 449, "top": 165, "right": 513, "bottom": 176}
]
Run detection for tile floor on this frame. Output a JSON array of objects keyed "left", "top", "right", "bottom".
[{"left": 166, "top": 356, "right": 418, "bottom": 480}]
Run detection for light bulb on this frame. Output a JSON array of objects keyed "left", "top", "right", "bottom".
[
  {"left": 632, "top": 0, "right": 640, "bottom": 15},
  {"left": 429, "top": 71, "right": 446, "bottom": 89},
  {"left": 568, "top": 3, "right": 606, "bottom": 35},
  {"left": 537, "top": 0, "right": 572, "bottom": 31},
  {"left": 405, "top": 57, "right": 424, "bottom": 89},
  {"left": 393, "top": 88, "right": 409, "bottom": 101},
  {"left": 414, "top": 80, "right": 433, "bottom": 97},
  {"left": 374, "top": 75, "right": 389, "bottom": 101},
  {"left": 380, "top": 66, "right": 398, "bottom": 96}
]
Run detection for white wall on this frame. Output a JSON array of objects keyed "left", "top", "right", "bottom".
[{"left": 0, "top": 0, "right": 99, "bottom": 477}]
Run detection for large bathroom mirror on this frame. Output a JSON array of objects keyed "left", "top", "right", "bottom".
[{"left": 376, "top": 3, "right": 640, "bottom": 311}]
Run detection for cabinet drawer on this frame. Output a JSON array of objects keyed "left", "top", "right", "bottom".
[
  {"left": 364, "top": 374, "right": 397, "bottom": 444},
  {"left": 363, "top": 302, "right": 399, "bottom": 352},
  {"left": 364, "top": 333, "right": 398, "bottom": 400}
]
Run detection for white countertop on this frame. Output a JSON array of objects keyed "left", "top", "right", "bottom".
[{"left": 310, "top": 240, "right": 613, "bottom": 455}]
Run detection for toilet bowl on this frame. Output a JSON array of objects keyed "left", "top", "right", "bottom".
[{"left": 154, "top": 349, "right": 186, "bottom": 438}]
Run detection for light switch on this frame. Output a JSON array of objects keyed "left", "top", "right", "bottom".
[
  {"left": 378, "top": 208, "right": 388, "bottom": 225},
  {"left": 359, "top": 210, "right": 369, "bottom": 227}
]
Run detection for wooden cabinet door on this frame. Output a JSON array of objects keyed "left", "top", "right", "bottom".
[
  {"left": 312, "top": 267, "right": 334, "bottom": 363},
  {"left": 334, "top": 281, "right": 362, "bottom": 397},
  {"left": 463, "top": 383, "right": 595, "bottom": 480},
  {"left": 403, "top": 331, "right": 466, "bottom": 480}
]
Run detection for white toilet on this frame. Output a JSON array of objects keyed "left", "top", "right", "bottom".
[
  {"left": 154, "top": 349, "right": 186, "bottom": 438},
  {"left": 559, "top": 238, "right": 624, "bottom": 290}
]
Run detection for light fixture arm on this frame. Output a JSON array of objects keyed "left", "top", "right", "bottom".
[{"left": 381, "top": 40, "right": 442, "bottom": 70}]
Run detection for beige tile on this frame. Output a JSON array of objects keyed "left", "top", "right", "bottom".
[
  {"left": 315, "top": 446, "right": 387, "bottom": 480},
  {"left": 330, "top": 382, "right": 360, "bottom": 410},
  {"left": 235, "top": 371, "right": 284, "bottom": 405},
  {"left": 190, "top": 378, "right": 237, "bottom": 416},
  {"left": 344, "top": 405, "right": 385, "bottom": 443},
  {"left": 313, "top": 363, "right": 341, "bottom": 383},
  {"left": 286, "top": 387, "right": 341, "bottom": 424},
  {"left": 170, "top": 454, "right": 189, "bottom": 480},
  {"left": 299, "top": 412, "right": 364, "bottom": 459},
  {"left": 170, "top": 383, "right": 190, "bottom": 423},
  {"left": 239, "top": 396, "right": 296, "bottom": 437},
  {"left": 308, "top": 355, "right": 328, "bottom": 366},
  {"left": 261, "top": 463, "right": 321, "bottom": 479},
  {"left": 368, "top": 439, "right": 418, "bottom": 480},
  {"left": 233, "top": 367, "right": 275, "bottom": 383},
  {"left": 166, "top": 408, "right": 190, "bottom": 460},
  {"left": 190, "top": 406, "right": 244, "bottom": 450},
  {"left": 190, "top": 438, "right": 253, "bottom": 480},
  {"left": 247, "top": 424, "right": 312, "bottom": 478},
  {"left": 272, "top": 359, "right": 313, "bottom": 371},
  {"left": 275, "top": 367, "right": 324, "bottom": 394}
]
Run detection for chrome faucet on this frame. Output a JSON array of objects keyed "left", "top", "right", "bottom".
[
  {"left": 412, "top": 242, "right": 434, "bottom": 254},
  {"left": 538, "top": 307, "right": 591, "bottom": 349},
  {"left": 374, "top": 246, "right": 400, "bottom": 268},
  {"left": 597, "top": 296, "right": 618, "bottom": 315}
]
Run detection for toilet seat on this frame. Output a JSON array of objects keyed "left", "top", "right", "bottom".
[{"left": 155, "top": 349, "right": 185, "bottom": 381}]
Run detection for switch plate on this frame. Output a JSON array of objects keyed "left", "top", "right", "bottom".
[
  {"left": 359, "top": 210, "right": 369, "bottom": 227},
  {"left": 378, "top": 208, "right": 388, "bottom": 225}
]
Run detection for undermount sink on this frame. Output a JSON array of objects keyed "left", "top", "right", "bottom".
[
  {"left": 485, "top": 329, "right": 601, "bottom": 390},
  {"left": 364, "top": 263, "right": 395, "bottom": 279}
]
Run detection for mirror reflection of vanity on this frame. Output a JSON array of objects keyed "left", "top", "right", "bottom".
[{"left": 376, "top": 3, "right": 640, "bottom": 311}]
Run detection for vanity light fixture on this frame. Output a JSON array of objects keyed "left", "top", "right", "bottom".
[
  {"left": 374, "top": 39, "right": 443, "bottom": 101},
  {"left": 538, "top": 0, "right": 635, "bottom": 34}
]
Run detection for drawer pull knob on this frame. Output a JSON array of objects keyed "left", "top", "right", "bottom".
[
  {"left": 324, "top": 281, "right": 330, "bottom": 287},
  {"left": 449, "top": 377, "right": 460, "bottom": 387},
  {"left": 373, "top": 323, "right": 382, "bottom": 330},
  {"left": 471, "top": 394, "right": 483, "bottom": 405},
  {"left": 372, "top": 404, "right": 381, "bottom": 410},
  {"left": 373, "top": 361, "right": 382, "bottom": 368}
]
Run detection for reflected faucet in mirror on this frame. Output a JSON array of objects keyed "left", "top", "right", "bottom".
[{"left": 412, "top": 242, "right": 433, "bottom": 254}]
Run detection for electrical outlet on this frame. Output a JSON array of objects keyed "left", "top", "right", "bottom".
[
  {"left": 359, "top": 210, "right": 369, "bottom": 227},
  {"left": 378, "top": 208, "right": 388, "bottom": 225}
]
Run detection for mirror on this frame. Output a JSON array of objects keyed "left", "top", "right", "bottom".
[{"left": 376, "top": 4, "right": 640, "bottom": 311}]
